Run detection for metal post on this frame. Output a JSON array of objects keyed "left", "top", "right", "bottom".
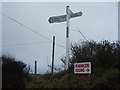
[
  {"left": 51, "top": 36, "right": 55, "bottom": 74},
  {"left": 66, "top": 6, "right": 70, "bottom": 69},
  {"left": 35, "top": 61, "right": 37, "bottom": 75}
]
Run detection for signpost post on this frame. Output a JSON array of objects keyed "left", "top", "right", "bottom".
[
  {"left": 66, "top": 6, "right": 70, "bottom": 69},
  {"left": 48, "top": 6, "right": 82, "bottom": 69}
]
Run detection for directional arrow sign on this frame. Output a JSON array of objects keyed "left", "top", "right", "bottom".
[
  {"left": 86, "top": 68, "right": 89, "bottom": 72},
  {"left": 48, "top": 15, "right": 66, "bottom": 23},
  {"left": 48, "top": 12, "right": 82, "bottom": 23},
  {"left": 74, "top": 62, "right": 91, "bottom": 74},
  {"left": 71, "top": 12, "right": 82, "bottom": 18}
]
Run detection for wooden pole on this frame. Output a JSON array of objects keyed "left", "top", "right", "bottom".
[
  {"left": 51, "top": 36, "right": 55, "bottom": 75},
  {"left": 35, "top": 61, "right": 37, "bottom": 75}
]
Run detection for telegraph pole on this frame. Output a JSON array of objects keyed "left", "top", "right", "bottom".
[
  {"left": 51, "top": 36, "right": 55, "bottom": 75},
  {"left": 35, "top": 61, "right": 37, "bottom": 75}
]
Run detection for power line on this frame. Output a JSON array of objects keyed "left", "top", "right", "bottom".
[
  {"left": 2, "top": 42, "right": 65, "bottom": 48},
  {"left": 1, "top": 12, "right": 51, "bottom": 41},
  {"left": 2, "top": 42, "right": 51, "bottom": 47},
  {"left": 1, "top": 12, "right": 65, "bottom": 48},
  {"left": 2, "top": 41, "right": 65, "bottom": 48},
  {"left": 70, "top": 28, "right": 89, "bottom": 41},
  {"left": 55, "top": 43, "right": 66, "bottom": 48},
  {"left": 56, "top": 39, "right": 65, "bottom": 44}
]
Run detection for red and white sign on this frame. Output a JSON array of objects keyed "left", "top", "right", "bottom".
[{"left": 74, "top": 62, "right": 91, "bottom": 74}]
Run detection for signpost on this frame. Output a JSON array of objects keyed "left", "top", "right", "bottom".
[
  {"left": 48, "top": 12, "right": 82, "bottom": 23},
  {"left": 74, "top": 62, "right": 91, "bottom": 74},
  {"left": 48, "top": 6, "right": 82, "bottom": 69}
]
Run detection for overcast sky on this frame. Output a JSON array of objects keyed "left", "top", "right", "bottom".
[{"left": 1, "top": 2, "right": 118, "bottom": 74}]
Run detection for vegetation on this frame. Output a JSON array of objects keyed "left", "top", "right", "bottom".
[
  {"left": 26, "top": 40, "right": 120, "bottom": 88},
  {"left": 2, "top": 40, "right": 120, "bottom": 88},
  {"left": 2, "top": 55, "right": 30, "bottom": 88}
]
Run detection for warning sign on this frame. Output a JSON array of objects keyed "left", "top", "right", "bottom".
[{"left": 74, "top": 62, "right": 91, "bottom": 74}]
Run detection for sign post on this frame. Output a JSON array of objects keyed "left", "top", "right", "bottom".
[
  {"left": 48, "top": 12, "right": 82, "bottom": 23},
  {"left": 48, "top": 6, "right": 82, "bottom": 69},
  {"left": 66, "top": 6, "right": 70, "bottom": 69}
]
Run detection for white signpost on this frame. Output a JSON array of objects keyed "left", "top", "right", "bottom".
[
  {"left": 48, "top": 6, "right": 82, "bottom": 69},
  {"left": 48, "top": 12, "right": 82, "bottom": 23},
  {"left": 74, "top": 62, "right": 91, "bottom": 74}
]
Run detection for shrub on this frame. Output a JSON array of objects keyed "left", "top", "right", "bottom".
[{"left": 2, "top": 55, "right": 30, "bottom": 88}]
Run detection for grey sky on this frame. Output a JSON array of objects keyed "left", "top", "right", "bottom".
[{"left": 2, "top": 2, "right": 118, "bottom": 73}]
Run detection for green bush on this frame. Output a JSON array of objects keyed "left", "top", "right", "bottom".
[
  {"left": 2, "top": 55, "right": 30, "bottom": 88},
  {"left": 26, "top": 40, "right": 120, "bottom": 88}
]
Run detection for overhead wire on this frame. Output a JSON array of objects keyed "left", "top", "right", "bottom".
[
  {"left": 56, "top": 39, "right": 65, "bottom": 44},
  {"left": 1, "top": 12, "right": 65, "bottom": 48},
  {"left": 70, "top": 28, "right": 89, "bottom": 42},
  {"left": 1, "top": 12, "right": 51, "bottom": 41},
  {"left": 2, "top": 42, "right": 51, "bottom": 47},
  {"left": 55, "top": 43, "right": 65, "bottom": 48}
]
